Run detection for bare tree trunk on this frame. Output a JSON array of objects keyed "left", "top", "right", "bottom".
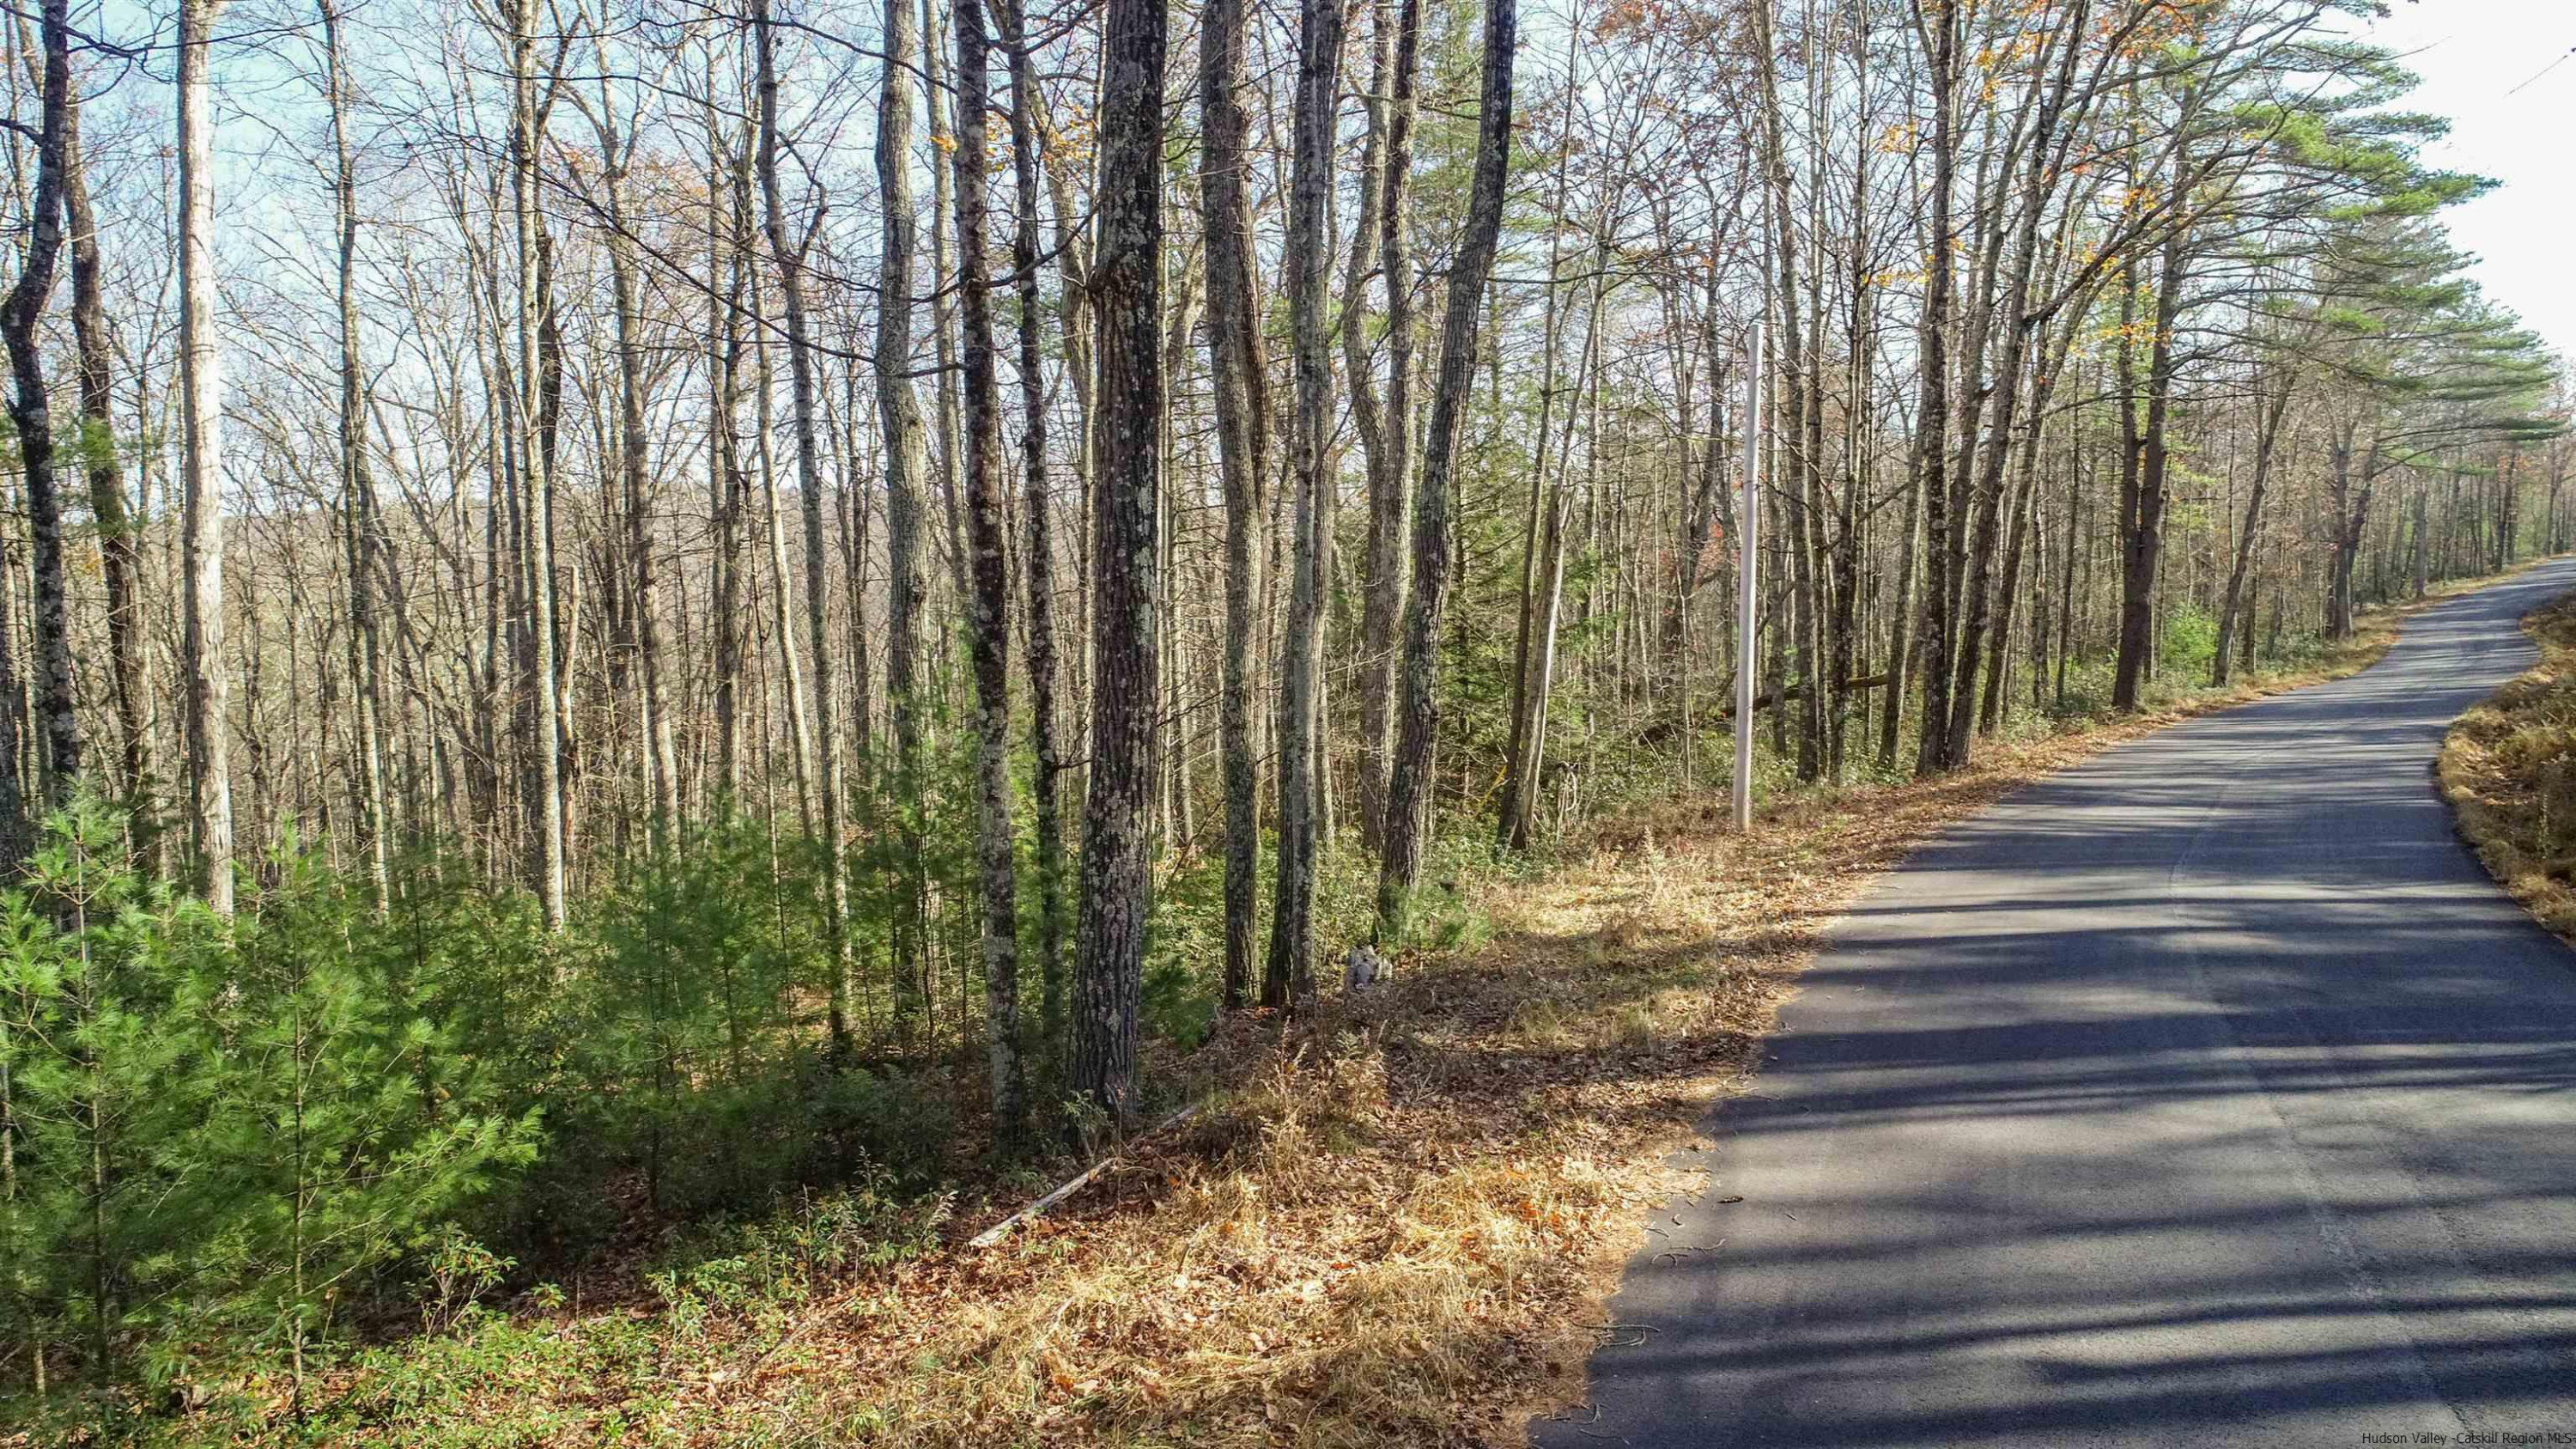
[
  {"left": 2497, "top": 447, "right": 2520, "bottom": 570},
  {"left": 1943, "top": 3, "right": 2091, "bottom": 768},
  {"left": 2325, "top": 420, "right": 2369, "bottom": 640},
  {"left": 1199, "top": 0, "right": 1269, "bottom": 1010},
  {"left": 179, "top": 0, "right": 235, "bottom": 914},
  {"left": 876, "top": 0, "right": 934, "bottom": 1027},
  {"left": 1749, "top": 0, "right": 1827, "bottom": 784},
  {"left": 582, "top": 32, "right": 677, "bottom": 843},
  {"left": 1353, "top": 0, "right": 1419, "bottom": 850},
  {"left": 320, "top": 0, "right": 391, "bottom": 907},
  {"left": 1501, "top": 234, "right": 1610, "bottom": 850},
  {"left": 1071, "top": 0, "right": 1166, "bottom": 1132},
  {"left": 1378, "top": 0, "right": 1515, "bottom": 936},
  {"left": 1154, "top": 259, "right": 1202, "bottom": 863},
  {"left": 0, "top": 543, "right": 22, "bottom": 867},
  {"left": 752, "top": 0, "right": 854, "bottom": 1051},
  {"left": 922, "top": 0, "right": 970, "bottom": 608},
  {"left": 704, "top": 85, "right": 750, "bottom": 802},
  {"left": 745, "top": 267, "right": 816, "bottom": 830},
  {"left": 2056, "top": 417, "right": 2085, "bottom": 705},
  {"left": 1, "top": 0, "right": 74, "bottom": 822},
  {"left": 1978, "top": 399, "right": 2047, "bottom": 733},
  {"left": 63, "top": 76, "right": 144, "bottom": 834},
  {"left": 1265, "top": 0, "right": 1346, "bottom": 1006},
  {"left": 2111, "top": 232, "right": 2185, "bottom": 710},
  {"left": 1827, "top": 3, "right": 1875, "bottom": 779},
  {"left": 1498, "top": 35, "right": 1583, "bottom": 837},
  {"left": 951, "top": 0, "right": 1027, "bottom": 1140},
  {"left": 1002, "top": 0, "right": 1067, "bottom": 1049},
  {"left": 1907, "top": 0, "right": 1959, "bottom": 781},
  {"left": 1876, "top": 441, "right": 1922, "bottom": 771},
  {"left": 2212, "top": 373, "right": 2290, "bottom": 685},
  {"left": 1342, "top": 10, "right": 1390, "bottom": 845}
]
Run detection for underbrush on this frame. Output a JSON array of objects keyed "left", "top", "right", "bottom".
[
  {"left": 2442, "top": 591, "right": 2576, "bottom": 941},
  {"left": 40, "top": 710, "right": 2373, "bottom": 1447},
  {"left": 7, "top": 574, "right": 2522, "bottom": 1448}
]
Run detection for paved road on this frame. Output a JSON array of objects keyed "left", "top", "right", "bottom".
[{"left": 1540, "top": 559, "right": 2576, "bottom": 1449}]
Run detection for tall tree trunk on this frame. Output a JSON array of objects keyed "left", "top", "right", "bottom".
[
  {"left": 1071, "top": 0, "right": 1166, "bottom": 1131},
  {"left": 2212, "top": 373, "right": 2290, "bottom": 685},
  {"left": 1377, "top": 0, "right": 1515, "bottom": 936},
  {"left": 2497, "top": 447, "right": 2519, "bottom": 570},
  {"left": 1501, "top": 233, "right": 1610, "bottom": 850},
  {"left": 1265, "top": 0, "right": 1346, "bottom": 1006},
  {"left": 1942, "top": 4, "right": 2090, "bottom": 769},
  {"left": 1200, "top": 0, "right": 1269, "bottom": 1009},
  {"left": 1827, "top": 3, "right": 1874, "bottom": 779},
  {"left": 2111, "top": 232, "right": 2185, "bottom": 710},
  {"left": 1354, "top": 0, "right": 1419, "bottom": 850},
  {"left": 320, "top": 0, "right": 391, "bottom": 907},
  {"left": 920, "top": 0, "right": 971, "bottom": 613},
  {"left": 1498, "top": 30, "right": 1583, "bottom": 835},
  {"left": 1749, "top": 0, "right": 1829, "bottom": 784},
  {"left": 1877, "top": 443, "right": 1923, "bottom": 771},
  {"left": 2055, "top": 417, "right": 2085, "bottom": 707},
  {"left": 705, "top": 88, "right": 748, "bottom": 801},
  {"left": 2, "top": 0, "right": 74, "bottom": 821},
  {"left": 179, "top": 0, "right": 235, "bottom": 914},
  {"left": 1906, "top": 0, "right": 1959, "bottom": 780},
  {"left": 754, "top": 0, "right": 854, "bottom": 1051},
  {"left": 951, "top": 0, "right": 1027, "bottom": 1141},
  {"left": 876, "top": 0, "right": 934, "bottom": 1026},
  {"left": 2325, "top": 419, "right": 2369, "bottom": 640},
  {"left": 0, "top": 544, "right": 22, "bottom": 868},
  {"left": 586, "top": 36, "right": 678, "bottom": 842},
  {"left": 1002, "top": 0, "right": 1067, "bottom": 1049},
  {"left": 63, "top": 76, "right": 144, "bottom": 832},
  {"left": 748, "top": 268, "right": 817, "bottom": 828},
  {"left": 1978, "top": 399, "right": 2047, "bottom": 734}
]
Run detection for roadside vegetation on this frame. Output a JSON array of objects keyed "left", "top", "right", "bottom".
[
  {"left": 0, "top": 578, "right": 2479, "bottom": 1449},
  {"left": 6, "top": 0, "right": 2571, "bottom": 1439},
  {"left": 2442, "top": 590, "right": 2576, "bottom": 942}
]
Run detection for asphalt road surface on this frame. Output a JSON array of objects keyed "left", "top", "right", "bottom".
[{"left": 1539, "top": 559, "right": 2576, "bottom": 1449}]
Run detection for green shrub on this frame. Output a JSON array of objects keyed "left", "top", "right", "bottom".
[
  {"left": 0, "top": 806, "right": 536, "bottom": 1402},
  {"left": 2160, "top": 601, "right": 2219, "bottom": 672}
]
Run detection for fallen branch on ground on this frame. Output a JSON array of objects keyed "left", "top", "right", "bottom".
[{"left": 965, "top": 1105, "right": 1200, "bottom": 1249}]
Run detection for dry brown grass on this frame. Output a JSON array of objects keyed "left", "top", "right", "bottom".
[
  {"left": 664, "top": 595, "right": 2461, "bottom": 1447},
  {"left": 2442, "top": 591, "right": 2576, "bottom": 942},
  {"left": 204, "top": 583, "right": 2512, "bottom": 1449}
]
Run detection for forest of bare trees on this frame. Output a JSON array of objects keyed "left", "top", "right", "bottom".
[{"left": 0, "top": 0, "right": 2567, "bottom": 1418}]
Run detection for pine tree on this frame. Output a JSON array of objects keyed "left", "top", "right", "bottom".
[
  {"left": 0, "top": 806, "right": 197, "bottom": 1383},
  {"left": 187, "top": 839, "right": 538, "bottom": 1400}
]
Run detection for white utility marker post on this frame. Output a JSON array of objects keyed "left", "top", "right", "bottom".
[{"left": 1732, "top": 321, "right": 1764, "bottom": 833}]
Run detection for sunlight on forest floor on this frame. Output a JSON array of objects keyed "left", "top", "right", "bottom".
[{"left": 21, "top": 577, "right": 2526, "bottom": 1449}]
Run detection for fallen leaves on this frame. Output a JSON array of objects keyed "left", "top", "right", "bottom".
[
  {"left": 143, "top": 585, "right": 2488, "bottom": 1449},
  {"left": 2441, "top": 590, "right": 2576, "bottom": 944}
]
